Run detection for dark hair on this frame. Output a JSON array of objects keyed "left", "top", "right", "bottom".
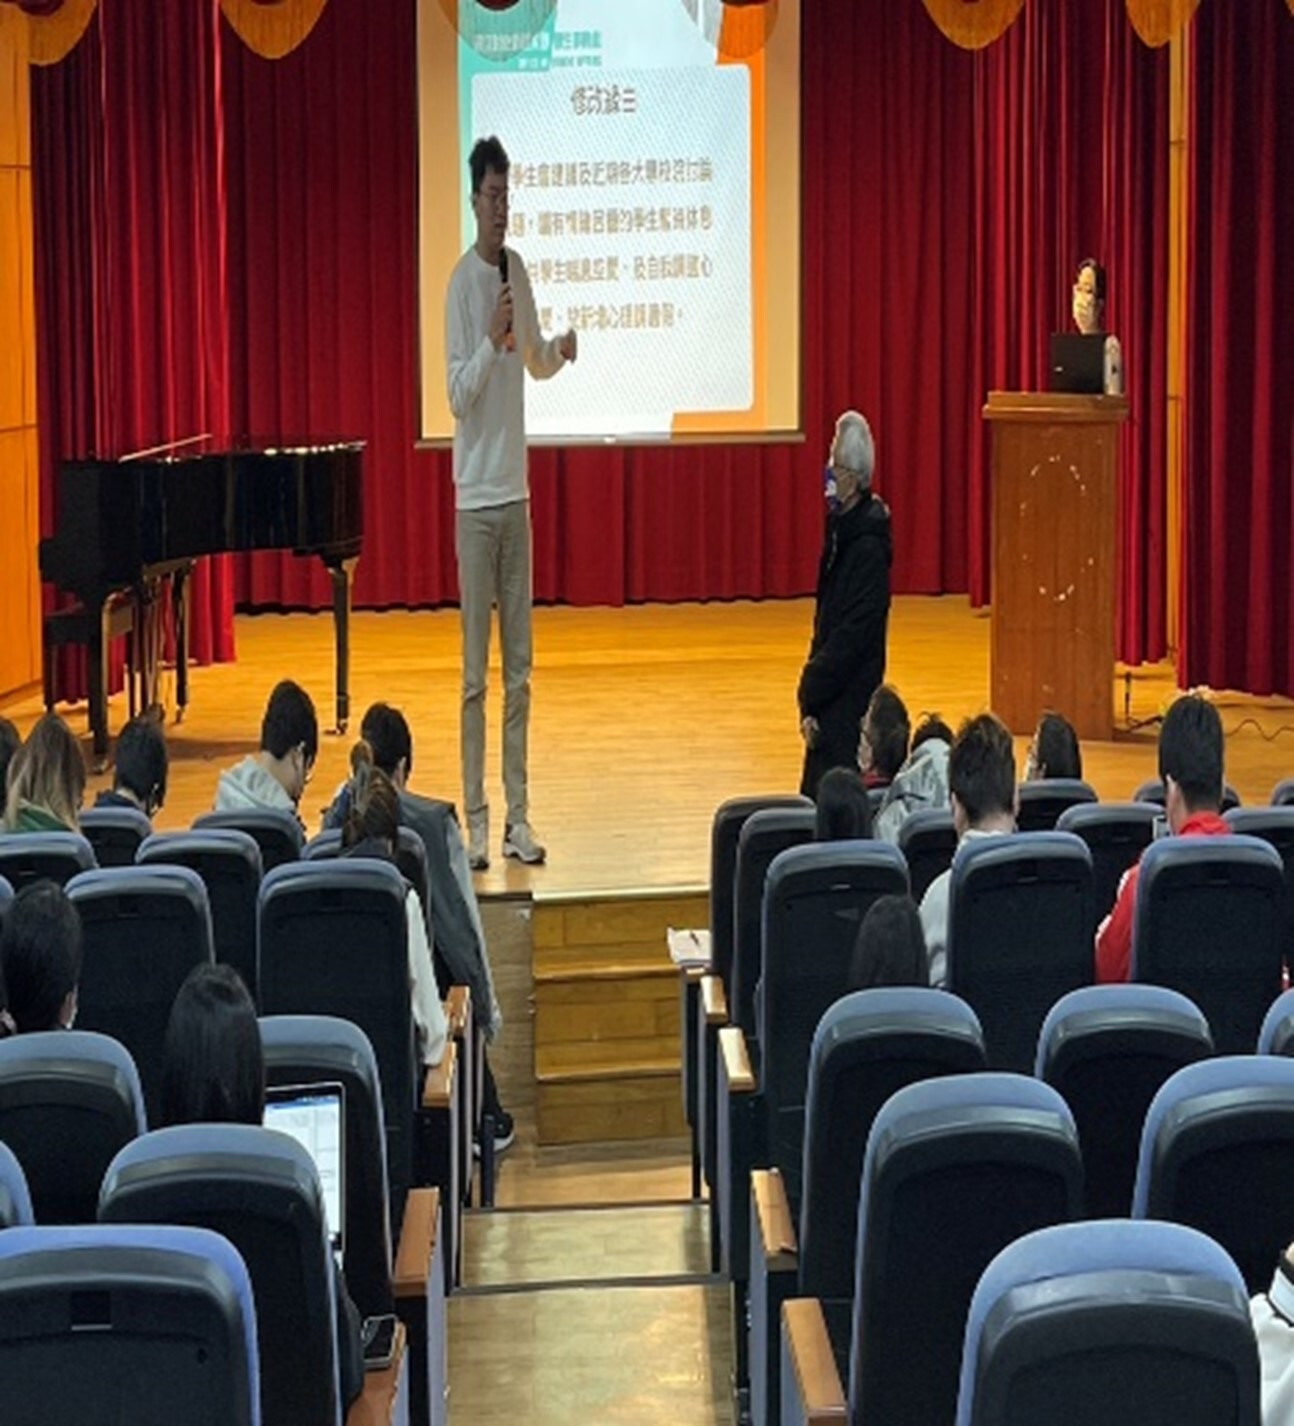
[
  {"left": 260, "top": 680, "right": 318, "bottom": 764},
  {"left": 1077, "top": 257, "right": 1106, "bottom": 301},
  {"left": 0, "top": 881, "right": 82, "bottom": 1034},
  {"left": 341, "top": 741, "right": 401, "bottom": 852},
  {"left": 911, "top": 715, "right": 954, "bottom": 752},
  {"left": 161, "top": 963, "right": 264, "bottom": 1127},
  {"left": 1158, "top": 694, "right": 1224, "bottom": 812},
  {"left": 1033, "top": 712, "right": 1082, "bottom": 780},
  {"left": 949, "top": 713, "right": 1016, "bottom": 826},
  {"left": 360, "top": 703, "right": 413, "bottom": 780},
  {"left": 848, "top": 894, "right": 929, "bottom": 992},
  {"left": 864, "top": 685, "right": 910, "bottom": 781},
  {"left": 3, "top": 713, "right": 85, "bottom": 831},
  {"left": 470, "top": 135, "right": 510, "bottom": 194},
  {"left": 815, "top": 767, "right": 874, "bottom": 842},
  {"left": 112, "top": 713, "right": 169, "bottom": 812},
  {"left": 0, "top": 718, "right": 18, "bottom": 803}
]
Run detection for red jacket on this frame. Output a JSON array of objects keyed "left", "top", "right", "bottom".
[{"left": 1094, "top": 812, "right": 1232, "bottom": 984}]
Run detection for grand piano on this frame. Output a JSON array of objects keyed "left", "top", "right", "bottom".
[{"left": 39, "top": 440, "right": 364, "bottom": 765}]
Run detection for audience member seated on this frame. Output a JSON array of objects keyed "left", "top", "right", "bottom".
[
  {"left": 0, "top": 719, "right": 18, "bottom": 806},
  {"left": 1096, "top": 694, "right": 1230, "bottom": 983},
  {"left": 1253, "top": 1242, "right": 1294, "bottom": 1423},
  {"left": 94, "top": 713, "right": 168, "bottom": 818},
  {"left": 919, "top": 713, "right": 1017, "bottom": 987},
  {"left": 848, "top": 893, "right": 929, "bottom": 990},
  {"left": 339, "top": 741, "right": 448, "bottom": 1069},
  {"left": 214, "top": 679, "right": 316, "bottom": 828},
  {"left": 2, "top": 714, "right": 85, "bottom": 834},
  {"left": 324, "top": 701, "right": 512, "bottom": 1150},
  {"left": 0, "top": 882, "right": 81, "bottom": 1035},
  {"left": 814, "top": 767, "right": 874, "bottom": 841},
  {"left": 859, "top": 684, "right": 909, "bottom": 791},
  {"left": 1026, "top": 711, "right": 1083, "bottom": 781},
  {"left": 160, "top": 961, "right": 363, "bottom": 1407},
  {"left": 873, "top": 714, "right": 954, "bottom": 844}
]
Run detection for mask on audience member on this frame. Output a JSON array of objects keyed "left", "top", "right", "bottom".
[{"left": 823, "top": 463, "right": 841, "bottom": 514}]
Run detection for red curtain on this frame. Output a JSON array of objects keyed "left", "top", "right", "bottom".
[
  {"left": 969, "top": 0, "right": 1169, "bottom": 664},
  {"left": 32, "top": 0, "right": 234, "bottom": 699},
  {"left": 1181, "top": 0, "right": 1294, "bottom": 694}
]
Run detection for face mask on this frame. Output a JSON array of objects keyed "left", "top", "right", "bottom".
[{"left": 823, "top": 463, "right": 841, "bottom": 514}]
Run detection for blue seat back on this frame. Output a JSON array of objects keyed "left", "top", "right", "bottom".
[
  {"left": 101, "top": 1123, "right": 337, "bottom": 1426},
  {"left": 1225, "top": 806, "right": 1294, "bottom": 969},
  {"left": 306, "top": 827, "right": 431, "bottom": 935},
  {"left": 0, "top": 1223, "right": 260, "bottom": 1426},
  {"left": 1055, "top": 801, "right": 1159, "bottom": 926},
  {"left": 0, "top": 1143, "right": 32, "bottom": 1228},
  {"left": 67, "top": 866, "right": 214, "bottom": 1122},
  {"left": 1258, "top": 987, "right": 1294, "bottom": 1055},
  {"left": 730, "top": 807, "right": 816, "bottom": 1034},
  {"left": 947, "top": 833, "right": 1094, "bottom": 1072},
  {"left": 1014, "top": 779, "right": 1097, "bottom": 833},
  {"left": 0, "top": 873, "right": 11, "bottom": 926},
  {"left": 258, "top": 859, "right": 415, "bottom": 1222},
  {"left": 138, "top": 830, "right": 263, "bottom": 1000},
  {"left": 1131, "top": 834, "right": 1284, "bottom": 1054},
  {"left": 0, "top": 1031, "right": 146, "bottom": 1225},
  {"left": 1037, "top": 985, "right": 1213, "bottom": 1217},
  {"left": 260, "top": 1014, "right": 394, "bottom": 1319},
  {"left": 80, "top": 806, "right": 153, "bottom": 868},
  {"left": 0, "top": 831, "right": 95, "bottom": 891},
  {"left": 1271, "top": 777, "right": 1294, "bottom": 808},
  {"left": 897, "top": 807, "right": 957, "bottom": 901},
  {"left": 956, "top": 1220, "right": 1257, "bottom": 1426},
  {"left": 850, "top": 1073, "right": 1083, "bottom": 1426},
  {"left": 194, "top": 809, "right": 303, "bottom": 872},
  {"left": 1133, "top": 1055, "right": 1294, "bottom": 1292},
  {"left": 798, "top": 989, "right": 985, "bottom": 1301},
  {"left": 760, "top": 843, "right": 909, "bottom": 1203}
]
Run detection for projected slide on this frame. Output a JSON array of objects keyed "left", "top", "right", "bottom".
[{"left": 418, "top": 0, "right": 800, "bottom": 444}]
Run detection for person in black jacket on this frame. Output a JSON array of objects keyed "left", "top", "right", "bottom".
[{"left": 798, "top": 410, "right": 893, "bottom": 798}]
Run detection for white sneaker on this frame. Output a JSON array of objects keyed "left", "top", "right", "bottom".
[
  {"left": 502, "top": 822, "right": 546, "bottom": 865},
  {"left": 467, "top": 819, "right": 489, "bottom": 871}
]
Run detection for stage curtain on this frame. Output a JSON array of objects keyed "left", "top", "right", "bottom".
[
  {"left": 31, "top": 0, "right": 234, "bottom": 702},
  {"left": 969, "top": 0, "right": 1169, "bottom": 665},
  {"left": 1181, "top": 0, "right": 1294, "bottom": 694}
]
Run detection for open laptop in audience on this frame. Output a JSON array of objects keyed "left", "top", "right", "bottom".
[{"left": 264, "top": 1081, "right": 346, "bottom": 1260}]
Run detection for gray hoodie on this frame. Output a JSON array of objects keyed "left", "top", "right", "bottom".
[
  {"left": 874, "top": 737, "right": 952, "bottom": 844},
  {"left": 214, "top": 756, "right": 297, "bottom": 815}
]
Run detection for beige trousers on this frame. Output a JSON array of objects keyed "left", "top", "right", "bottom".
[{"left": 456, "top": 499, "right": 533, "bottom": 832}]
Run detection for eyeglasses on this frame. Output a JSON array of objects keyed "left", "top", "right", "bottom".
[{"left": 476, "top": 187, "right": 509, "bottom": 211}]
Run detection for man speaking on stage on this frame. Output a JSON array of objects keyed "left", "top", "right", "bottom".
[{"left": 445, "top": 135, "right": 578, "bottom": 871}]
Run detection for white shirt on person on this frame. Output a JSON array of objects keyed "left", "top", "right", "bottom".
[
  {"left": 406, "top": 888, "right": 448, "bottom": 1068},
  {"left": 445, "top": 244, "right": 565, "bottom": 511}
]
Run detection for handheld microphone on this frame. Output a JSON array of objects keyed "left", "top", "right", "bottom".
[{"left": 499, "top": 249, "right": 514, "bottom": 349}]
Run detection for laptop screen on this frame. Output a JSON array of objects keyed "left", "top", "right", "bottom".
[{"left": 264, "top": 1081, "right": 346, "bottom": 1252}]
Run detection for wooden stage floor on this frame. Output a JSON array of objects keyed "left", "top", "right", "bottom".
[{"left": 5, "top": 595, "right": 1294, "bottom": 895}]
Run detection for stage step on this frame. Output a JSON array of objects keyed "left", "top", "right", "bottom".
[{"left": 531, "top": 888, "right": 705, "bottom": 1146}]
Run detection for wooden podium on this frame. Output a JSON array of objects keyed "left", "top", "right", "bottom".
[{"left": 982, "top": 392, "right": 1128, "bottom": 741}]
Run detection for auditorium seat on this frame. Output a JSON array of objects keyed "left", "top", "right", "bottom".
[
  {"left": 946, "top": 832, "right": 1094, "bottom": 1071},
  {"left": 261, "top": 1014, "right": 447, "bottom": 1426},
  {"left": 0, "top": 1142, "right": 32, "bottom": 1228},
  {"left": 1133, "top": 1055, "right": 1294, "bottom": 1292},
  {"left": 0, "top": 1224, "right": 260, "bottom": 1426},
  {"left": 1225, "top": 805, "right": 1294, "bottom": 968},
  {"left": 258, "top": 860, "right": 460, "bottom": 1285},
  {"left": 1272, "top": 777, "right": 1294, "bottom": 808},
  {"left": 67, "top": 865, "right": 214, "bottom": 1121},
  {"left": 1036, "top": 984, "right": 1212, "bottom": 1217},
  {"left": 137, "top": 829, "right": 263, "bottom": 1001},
  {"left": 897, "top": 807, "right": 958, "bottom": 900},
  {"left": 0, "top": 1030, "right": 145, "bottom": 1224},
  {"left": 101, "top": 1123, "right": 392, "bottom": 1426},
  {"left": 1131, "top": 834, "right": 1284, "bottom": 1054},
  {"left": 748, "top": 988, "right": 985, "bottom": 1426},
  {"left": 1055, "top": 801, "right": 1159, "bottom": 927},
  {"left": 305, "top": 825, "right": 433, "bottom": 935},
  {"left": 955, "top": 1221, "right": 1258, "bottom": 1426},
  {"left": 1014, "top": 777, "right": 1097, "bottom": 832},
  {"left": 780, "top": 1074, "right": 1082, "bottom": 1426},
  {"left": 194, "top": 807, "right": 304, "bottom": 871},
  {"left": 1133, "top": 776, "right": 1241, "bottom": 812},
  {"left": 79, "top": 805, "right": 153, "bottom": 867},
  {"left": 0, "top": 873, "right": 12, "bottom": 925},
  {"left": 1258, "top": 987, "right": 1294, "bottom": 1055},
  {"left": 0, "top": 831, "right": 95, "bottom": 891}
]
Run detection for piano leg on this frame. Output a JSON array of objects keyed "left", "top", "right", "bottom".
[
  {"left": 89, "top": 599, "right": 111, "bottom": 772},
  {"left": 172, "top": 563, "right": 192, "bottom": 723},
  {"left": 326, "top": 555, "right": 358, "bottom": 736}
]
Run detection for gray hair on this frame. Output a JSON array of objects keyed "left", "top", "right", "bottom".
[{"left": 831, "top": 410, "right": 875, "bottom": 489}]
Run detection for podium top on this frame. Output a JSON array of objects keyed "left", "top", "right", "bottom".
[{"left": 982, "top": 392, "right": 1130, "bottom": 424}]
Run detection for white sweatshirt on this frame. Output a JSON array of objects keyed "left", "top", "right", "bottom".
[{"left": 445, "top": 245, "right": 565, "bottom": 510}]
